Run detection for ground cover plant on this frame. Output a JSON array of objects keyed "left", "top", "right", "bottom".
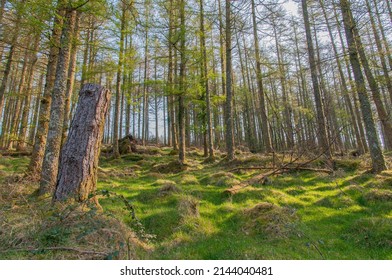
[{"left": 0, "top": 148, "right": 391, "bottom": 260}]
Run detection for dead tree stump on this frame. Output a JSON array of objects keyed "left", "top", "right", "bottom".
[{"left": 53, "top": 84, "right": 111, "bottom": 202}]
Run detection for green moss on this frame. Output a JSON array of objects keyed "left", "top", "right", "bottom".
[
  {"left": 2, "top": 153, "right": 392, "bottom": 260},
  {"left": 344, "top": 218, "right": 392, "bottom": 248},
  {"left": 334, "top": 159, "right": 361, "bottom": 172}
]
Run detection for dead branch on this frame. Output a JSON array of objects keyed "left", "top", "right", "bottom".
[{"left": 225, "top": 152, "right": 333, "bottom": 195}]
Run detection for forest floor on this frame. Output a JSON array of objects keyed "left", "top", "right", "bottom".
[{"left": 0, "top": 147, "right": 392, "bottom": 260}]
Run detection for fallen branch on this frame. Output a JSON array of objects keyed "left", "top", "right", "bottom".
[
  {"left": 230, "top": 166, "right": 332, "bottom": 174},
  {"left": 225, "top": 160, "right": 333, "bottom": 195},
  {"left": 224, "top": 169, "right": 286, "bottom": 195}
]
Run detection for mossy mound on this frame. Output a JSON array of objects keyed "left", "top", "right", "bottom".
[
  {"left": 138, "top": 146, "right": 161, "bottom": 155},
  {"left": 286, "top": 186, "right": 306, "bottom": 196},
  {"left": 314, "top": 195, "right": 355, "bottom": 208},
  {"left": 98, "top": 167, "right": 136, "bottom": 179},
  {"left": 0, "top": 201, "right": 147, "bottom": 260},
  {"left": 178, "top": 196, "right": 199, "bottom": 217},
  {"left": 334, "top": 159, "right": 361, "bottom": 172},
  {"left": 202, "top": 171, "right": 240, "bottom": 187},
  {"left": 344, "top": 218, "right": 392, "bottom": 248},
  {"left": 121, "top": 154, "right": 143, "bottom": 162},
  {"left": 158, "top": 185, "right": 181, "bottom": 197},
  {"left": 363, "top": 189, "right": 392, "bottom": 203},
  {"left": 242, "top": 202, "right": 299, "bottom": 239},
  {"left": 179, "top": 175, "right": 199, "bottom": 185},
  {"left": 152, "top": 161, "right": 188, "bottom": 174}
]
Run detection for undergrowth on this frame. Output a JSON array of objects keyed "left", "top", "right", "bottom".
[{"left": 1, "top": 150, "right": 391, "bottom": 259}]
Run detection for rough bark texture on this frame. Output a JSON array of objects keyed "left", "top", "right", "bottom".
[
  {"left": 28, "top": 6, "right": 64, "bottom": 177},
  {"left": 251, "top": 0, "right": 272, "bottom": 153},
  {"left": 40, "top": 9, "right": 77, "bottom": 194},
  {"left": 301, "top": 0, "right": 332, "bottom": 160},
  {"left": 178, "top": 0, "right": 186, "bottom": 164},
  {"left": 340, "top": 0, "right": 386, "bottom": 173},
  {"left": 53, "top": 84, "right": 111, "bottom": 202},
  {"left": 225, "top": 0, "right": 235, "bottom": 161}
]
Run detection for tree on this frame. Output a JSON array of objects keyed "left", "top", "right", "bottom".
[
  {"left": 178, "top": 0, "right": 187, "bottom": 164},
  {"left": 251, "top": 0, "right": 272, "bottom": 153},
  {"left": 339, "top": 0, "right": 386, "bottom": 173},
  {"left": 224, "top": 0, "right": 234, "bottom": 161},
  {"left": 199, "top": 0, "right": 214, "bottom": 159},
  {"left": 40, "top": 5, "right": 78, "bottom": 195},
  {"left": 301, "top": 0, "right": 332, "bottom": 160},
  {"left": 53, "top": 84, "right": 111, "bottom": 202}
]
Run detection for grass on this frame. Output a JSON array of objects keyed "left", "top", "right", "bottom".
[{"left": 0, "top": 150, "right": 391, "bottom": 259}]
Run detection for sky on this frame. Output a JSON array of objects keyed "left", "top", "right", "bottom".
[{"left": 283, "top": 0, "right": 299, "bottom": 16}]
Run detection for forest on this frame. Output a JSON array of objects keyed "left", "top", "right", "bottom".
[{"left": 0, "top": 0, "right": 391, "bottom": 260}]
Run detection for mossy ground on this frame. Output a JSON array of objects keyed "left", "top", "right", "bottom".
[{"left": 0, "top": 149, "right": 391, "bottom": 259}]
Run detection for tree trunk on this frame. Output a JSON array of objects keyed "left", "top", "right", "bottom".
[
  {"left": 53, "top": 84, "right": 111, "bottom": 202},
  {"left": 340, "top": 0, "right": 386, "bottom": 173},
  {"left": 28, "top": 2, "right": 65, "bottom": 177},
  {"left": 178, "top": 0, "right": 186, "bottom": 164},
  {"left": 62, "top": 12, "right": 80, "bottom": 145},
  {"left": 40, "top": 8, "right": 77, "bottom": 194},
  {"left": 301, "top": 0, "right": 332, "bottom": 161},
  {"left": 113, "top": 4, "right": 127, "bottom": 158},
  {"left": 199, "top": 0, "right": 214, "bottom": 159},
  {"left": 348, "top": 3, "right": 392, "bottom": 150},
  {"left": 225, "top": 0, "right": 234, "bottom": 160},
  {"left": 0, "top": 0, "right": 25, "bottom": 118},
  {"left": 17, "top": 36, "right": 40, "bottom": 151},
  {"left": 251, "top": 0, "right": 272, "bottom": 153}
]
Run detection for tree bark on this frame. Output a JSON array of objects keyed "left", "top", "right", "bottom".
[
  {"left": 178, "top": 0, "right": 187, "bottom": 164},
  {"left": 251, "top": 0, "right": 272, "bottom": 153},
  {"left": 340, "top": 0, "right": 386, "bottom": 173},
  {"left": 199, "top": 0, "right": 214, "bottom": 159},
  {"left": 40, "top": 8, "right": 77, "bottom": 194},
  {"left": 53, "top": 84, "right": 111, "bottom": 202},
  {"left": 225, "top": 0, "right": 234, "bottom": 160},
  {"left": 301, "top": 0, "right": 332, "bottom": 161},
  {"left": 28, "top": 2, "right": 65, "bottom": 177}
]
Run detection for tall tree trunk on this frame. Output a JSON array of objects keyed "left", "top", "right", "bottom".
[
  {"left": 178, "top": 0, "right": 186, "bottom": 164},
  {"left": 40, "top": 8, "right": 77, "bottom": 195},
  {"left": 113, "top": 3, "right": 128, "bottom": 158},
  {"left": 301, "top": 0, "right": 332, "bottom": 160},
  {"left": 167, "top": 0, "right": 177, "bottom": 150},
  {"left": 142, "top": 3, "right": 150, "bottom": 146},
  {"left": 225, "top": 0, "right": 234, "bottom": 160},
  {"left": 367, "top": 0, "right": 392, "bottom": 102},
  {"left": 0, "top": 0, "right": 25, "bottom": 118},
  {"left": 28, "top": 2, "right": 64, "bottom": 177},
  {"left": 347, "top": 3, "right": 392, "bottom": 150},
  {"left": 340, "top": 0, "right": 386, "bottom": 173},
  {"left": 320, "top": 0, "right": 365, "bottom": 153},
  {"left": 251, "top": 0, "right": 271, "bottom": 153},
  {"left": 199, "top": 0, "right": 214, "bottom": 159},
  {"left": 17, "top": 36, "right": 40, "bottom": 151},
  {"left": 62, "top": 12, "right": 80, "bottom": 145}
]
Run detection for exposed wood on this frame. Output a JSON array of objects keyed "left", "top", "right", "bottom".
[{"left": 53, "top": 84, "right": 111, "bottom": 202}]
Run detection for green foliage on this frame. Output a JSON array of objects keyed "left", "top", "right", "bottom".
[{"left": 1, "top": 152, "right": 392, "bottom": 260}]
